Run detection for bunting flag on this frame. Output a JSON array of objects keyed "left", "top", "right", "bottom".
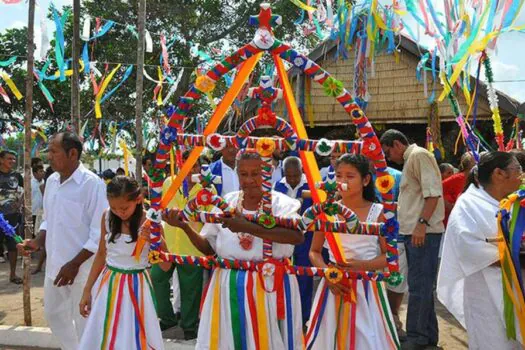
[{"left": 95, "top": 64, "right": 121, "bottom": 119}]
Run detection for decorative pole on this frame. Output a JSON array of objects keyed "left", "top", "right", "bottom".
[
  {"left": 71, "top": 0, "right": 81, "bottom": 133},
  {"left": 134, "top": 0, "right": 146, "bottom": 181}
]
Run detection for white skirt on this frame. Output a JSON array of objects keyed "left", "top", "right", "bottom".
[
  {"left": 196, "top": 268, "right": 304, "bottom": 350},
  {"left": 78, "top": 266, "right": 164, "bottom": 350},
  {"left": 305, "top": 278, "right": 399, "bottom": 350}
]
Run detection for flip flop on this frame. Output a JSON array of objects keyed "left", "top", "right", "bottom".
[{"left": 10, "top": 276, "right": 23, "bottom": 284}]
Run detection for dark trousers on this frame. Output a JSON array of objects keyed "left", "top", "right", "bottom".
[
  {"left": 293, "top": 231, "right": 314, "bottom": 326},
  {"left": 404, "top": 233, "right": 442, "bottom": 346},
  {"left": 150, "top": 263, "right": 204, "bottom": 332}
]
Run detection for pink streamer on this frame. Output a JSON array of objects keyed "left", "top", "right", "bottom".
[
  {"left": 160, "top": 35, "right": 171, "bottom": 75},
  {"left": 0, "top": 84, "right": 11, "bottom": 104}
]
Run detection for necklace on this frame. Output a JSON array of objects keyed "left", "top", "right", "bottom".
[{"left": 235, "top": 191, "right": 264, "bottom": 251}]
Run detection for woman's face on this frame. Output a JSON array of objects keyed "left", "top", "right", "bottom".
[
  {"left": 237, "top": 158, "right": 263, "bottom": 196},
  {"left": 108, "top": 196, "right": 141, "bottom": 221},
  {"left": 335, "top": 163, "right": 370, "bottom": 199},
  {"left": 500, "top": 159, "right": 523, "bottom": 196}
]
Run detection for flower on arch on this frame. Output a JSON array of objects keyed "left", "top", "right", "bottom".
[
  {"left": 322, "top": 76, "right": 344, "bottom": 97},
  {"left": 375, "top": 174, "right": 395, "bottom": 194},
  {"left": 256, "top": 138, "right": 276, "bottom": 157}
]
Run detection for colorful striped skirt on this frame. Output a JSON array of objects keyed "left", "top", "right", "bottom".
[
  {"left": 78, "top": 265, "right": 164, "bottom": 350},
  {"left": 305, "top": 278, "right": 400, "bottom": 350},
  {"left": 196, "top": 267, "right": 304, "bottom": 350}
]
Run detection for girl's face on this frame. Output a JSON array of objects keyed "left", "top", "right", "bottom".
[
  {"left": 335, "top": 163, "right": 370, "bottom": 199},
  {"left": 108, "top": 195, "right": 142, "bottom": 221},
  {"left": 237, "top": 158, "right": 263, "bottom": 197}
]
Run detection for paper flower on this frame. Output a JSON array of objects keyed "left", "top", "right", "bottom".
[
  {"left": 382, "top": 218, "right": 399, "bottom": 239},
  {"left": 375, "top": 174, "right": 395, "bottom": 194},
  {"left": 293, "top": 56, "right": 306, "bottom": 68},
  {"left": 258, "top": 214, "right": 276, "bottom": 229},
  {"left": 324, "top": 266, "right": 343, "bottom": 284},
  {"left": 196, "top": 189, "right": 214, "bottom": 206},
  {"left": 261, "top": 262, "right": 276, "bottom": 277},
  {"left": 195, "top": 75, "right": 216, "bottom": 93},
  {"left": 206, "top": 133, "right": 226, "bottom": 151},
  {"left": 146, "top": 208, "right": 163, "bottom": 223},
  {"left": 387, "top": 271, "right": 404, "bottom": 287},
  {"left": 316, "top": 138, "right": 334, "bottom": 157},
  {"left": 148, "top": 250, "right": 163, "bottom": 264},
  {"left": 160, "top": 126, "right": 178, "bottom": 145},
  {"left": 258, "top": 107, "right": 276, "bottom": 126},
  {"left": 256, "top": 138, "right": 276, "bottom": 157},
  {"left": 322, "top": 76, "right": 344, "bottom": 97},
  {"left": 351, "top": 109, "right": 364, "bottom": 120}
]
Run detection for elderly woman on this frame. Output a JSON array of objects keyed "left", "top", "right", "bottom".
[
  {"left": 164, "top": 150, "right": 305, "bottom": 349},
  {"left": 438, "top": 151, "right": 524, "bottom": 349}
]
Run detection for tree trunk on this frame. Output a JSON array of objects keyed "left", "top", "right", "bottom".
[
  {"left": 135, "top": 0, "right": 146, "bottom": 181},
  {"left": 23, "top": 0, "right": 36, "bottom": 327},
  {"left": 71, "top": 0, "right": 81, "bottom": 134}
]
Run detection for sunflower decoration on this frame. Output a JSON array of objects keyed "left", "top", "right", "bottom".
[
  {"left": 324, "top": 266, "right": 343, "bottom": 284},
  {"left": 322, "top": 76, "right": 344, "bottom": 97},
  {"left": 256, "top": 137, "right": 276, "bottom": 157},
  {"left": 148, "top": 250, "right": 164, "bottom": 264},
  {"left": 375, "top": 174, "right": 395, "bottom": 194},
  {"left": 195, "top": 75, "right": 216, "bottom": 93}
]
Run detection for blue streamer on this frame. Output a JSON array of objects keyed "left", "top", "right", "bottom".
[
  {"left": 52, "top": 5, "right": 66, "bottom": 82},
  {"left": 133, "top": 273, "right": 141, "bottom": 350},
  {"left": 294, "top": 9, "right": 306, "bottom": 25},
  {"left": 82, "top": 43, "right": 90, "bottom": 74},
  {"left": 100, "top": 65, "right": 133, "bottom": 103},
  {"left": 284, "top": 274, "right": 294, "bottom": 350},
  {"left": 425, "top": 0, "right": 447, "bottom": 40},
  {"left": 502, "top": 0, "right": 522, "bottom": 29},
  {"left": 485, "top": 0, "right": 499, "bottom": 34},
  {"left": 90, "top": 20, "right": 115, "bottom": 40}
]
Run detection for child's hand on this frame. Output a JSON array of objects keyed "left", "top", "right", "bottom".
[
  {"left": 79, "top": 291, "right": 92, "bottom": 318},
  {"left": 162, "top": 209, "right": 187, "bottom": 229},
  {"left": 139, "top": 222, "right": 152, "bottom": 243}
]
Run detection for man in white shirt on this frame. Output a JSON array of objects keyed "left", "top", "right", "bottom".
[
  {"left": 19, "top": 132, "right": 108, "bottom": 350},
  {"left": 209, "top": 132, "right": 239, "bottom": 196}
]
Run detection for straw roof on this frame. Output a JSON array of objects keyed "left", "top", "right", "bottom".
[{"left": 279, "top": 36, "right": 520, "bottom": 126}]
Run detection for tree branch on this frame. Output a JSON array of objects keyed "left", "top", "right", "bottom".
[{"left": 201, "top": 2, "right": 259, "bottom": 45}]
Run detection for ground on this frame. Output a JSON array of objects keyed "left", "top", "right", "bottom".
[{"left": 0, "top": 255, "right": 468, "bottom": 349}]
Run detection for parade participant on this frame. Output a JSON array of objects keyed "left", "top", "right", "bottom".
[
  {"left": 163, "top": 150, "right": 305, "bottom": 349},
  {"left": 442, "top": 152, "right": 475, "bottom": 226},
  {"left": 274, "top": 156, "right": 313, "bottom": 327},
  {"left": 78, "top": 176, "right": 166, "bottom": 349},
  {"left": 306, "top": 154, "right": 398, "bottom": 349},
  {"left": 320, "top": 149, "right": 342, "bottom": 180},
  {"left": 439, "top": 163, "right": 454, "bottom": 181},
  {"left": 438, "top": 152, "right": 524, "bottom": 349},
  {"left": 209, "top": 131, "right": 240, "bottom": 197},
  {"left": 18, "top": 132, "right": 107, "bottom": 350}
]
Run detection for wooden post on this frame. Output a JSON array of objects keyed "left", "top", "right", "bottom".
[
  {"left": 23, "top": 0, "right": 36, "bottom": 326},
  {"left": 71, "top": 0, "right": 81, "bottom": 133},
  {"left": 134, "top": 0, "right": 146, "bottom": 182}
]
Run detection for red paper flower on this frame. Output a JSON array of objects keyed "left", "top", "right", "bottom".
[{"left": 196, "top": 189, "right": 214, "bottom": 206}]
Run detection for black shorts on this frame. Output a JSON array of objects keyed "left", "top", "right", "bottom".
[{"left": 0, "top": 214, "right": 21, "bottom": 252}]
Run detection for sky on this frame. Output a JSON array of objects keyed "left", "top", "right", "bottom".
[{"left": 1, "top": 0, "right": 524, "bottom": 105}]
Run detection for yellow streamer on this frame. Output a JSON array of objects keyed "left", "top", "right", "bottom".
[
  {"left": 256, "top": 274, "right": 269, "bottom": 350},
  {"left": 169, "top": 146, "right": 175, "bottom": 180},
  {"left": 119, "top": 140, "right": 130, "bottom": 176},
  {"left": 289, "top": 0, "right": 316, "bottom": 12},
  {"left": 53, "top": 59, "right": 85, "bottom": 78},
  {"left": 305, "top": 77, "right": 315, "bottom": 128},
  {"left": 0, "top": 71, "right": 22, "bottom": 100},
  {"left": 95, "top": 64, "right": 121, "bottom": 119},
  {"left": 156, "top": 67, "right": 164, "bottom": 106},
  {"left": 210, "top": 269, "right": 221, "bottom": 350}
]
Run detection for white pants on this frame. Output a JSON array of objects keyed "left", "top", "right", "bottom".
[{"left": 44, "top": 277, "right": 87, "bottom": 350}]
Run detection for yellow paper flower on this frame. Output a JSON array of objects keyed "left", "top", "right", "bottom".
[
  {"left": 375, "top": 174, "right": 395, "bottom": 194},
  {"left": 148, "top": 250, "right": 164, "bottom": 264},
  {"left": 195, "top": 75, "right": 216, "bottom": 93},
  {"left": 256, "top": 138, "right": 276, "bottom": 157},
  {"left": 324, "top": 266, "right": 343, "bottom": 284}
]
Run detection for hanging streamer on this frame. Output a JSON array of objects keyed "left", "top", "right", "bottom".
[
  {"left": 0, "top": 84, "right": 11, "bottom": 104},
  {"left": 0, "top": 71, "right": 23, "bottom": 100},
  {"left": 153, "top": 67, "right": 164, "bottom": 106},
  {"left": 81, "top": 16, "right": 91, "bottom": 41},
  {"left": 100, "top": 65, "right": 133, "bottom": 104},
  {"left": 95, "top": 64, "right": 121, "bottom": 119},
  {"left": 145, "top": 30, "right": 153, "bottom": 53},
  {"left": 0, "top": 57, "right": 17, "bottom": 67},
  {"left": 160, "top": 35, "right": 171, "bottom": 75},
  {"left": 289, "top": 0, "right": 316, "bottom": 12}
]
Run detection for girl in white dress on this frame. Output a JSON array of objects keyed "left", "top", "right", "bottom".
[
  {"left": 164, "top": 150, "right": 305, "bottom": 350},
  {"left": 306, "top": 154, "right": 399, "bottom": 350},
  {"left": 79, "top": 176, "right": 166, "bottom": 350}
]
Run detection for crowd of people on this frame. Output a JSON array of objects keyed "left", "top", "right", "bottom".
[{"left": 0, "top": 128, "right": 522, "bottom": 350}]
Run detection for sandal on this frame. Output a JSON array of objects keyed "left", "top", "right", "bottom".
[{"left": 10, "top": 276, "right": 23, "bottom": 284}]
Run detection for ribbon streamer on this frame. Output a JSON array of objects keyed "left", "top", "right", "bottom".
[
  {"left": 145, "top": 30, "right": 153, "bottom": 53},
  {"left": 289, "top": 0, "right": 316, "bottom": 12},
  {"left": 0, "top": 84, "right": 11, "bottom": 104},
  {"left": 0, "top": 57, "right": 16, "bottom": 67},
  {"left": 160, "top": 35, "right": 171, "bottom": 75},
  {"left": 95, "top": 64, "right": 121, "bottom": 119},
  {"left": 0, "top": 71, "right": 23, "bottom": 100},
  {"left": 100, "top": 65, "right": 133, "bottom": 104},
  {"left": 81, "top": 16, "right": 91, "bottom": 41}
]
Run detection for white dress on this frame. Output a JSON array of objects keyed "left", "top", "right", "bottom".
[
  {"left": 438, "top": 184, "right": 523, "bottom": 349},
  {"left": 306, "top": 203, "right": 400, "bottom": 350},
  {"left": 196, "top": 191, "right": 304, "bottom": 350},
  {"left": 79, "top": 212, "right": 164, "bottom": 350}
]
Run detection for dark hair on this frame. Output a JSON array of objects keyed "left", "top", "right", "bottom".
[
  {"left": 116, "top": 167, "right": 125, "bottom": 174},
  {"left": 102, "top": 169, "right": 115, "bottom": 180},
  {"left": 235, "top": 149, "right": 261, "bottom": 165},
  {"left": 142, "top": 154, "right": 153, "bottom": 166},
  {"left": 44, "top": 166, "right": 54, "bottom": 182},
  {"left": 335, "top": 154, "right": 377, "bottom": 202},
  {"left": 0, "top": 150, "right": 17, "bottom": 158},
  {"left": 32, "top": 164, "right": 44, "bottom": 174},
  {"left": 106, "top": 176, "right": 143, "bottom": 243},
  {"left": 379, "top": 129, "right": 409, "bottom": 147},
  {"left": 439, "top": 163, "right": 453, "bottom": 174},
  {"left": 31, "top": 157, "right": 43, "bottom": 167},
  {"left": 57, "top": 132, "right": 82, "bottom": 160},
  {"left": 509, "top": 149, "right": 525, "bottom": 170},
  {"left": 465, "top": 151, "right": 517, "bottom": 189}
]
